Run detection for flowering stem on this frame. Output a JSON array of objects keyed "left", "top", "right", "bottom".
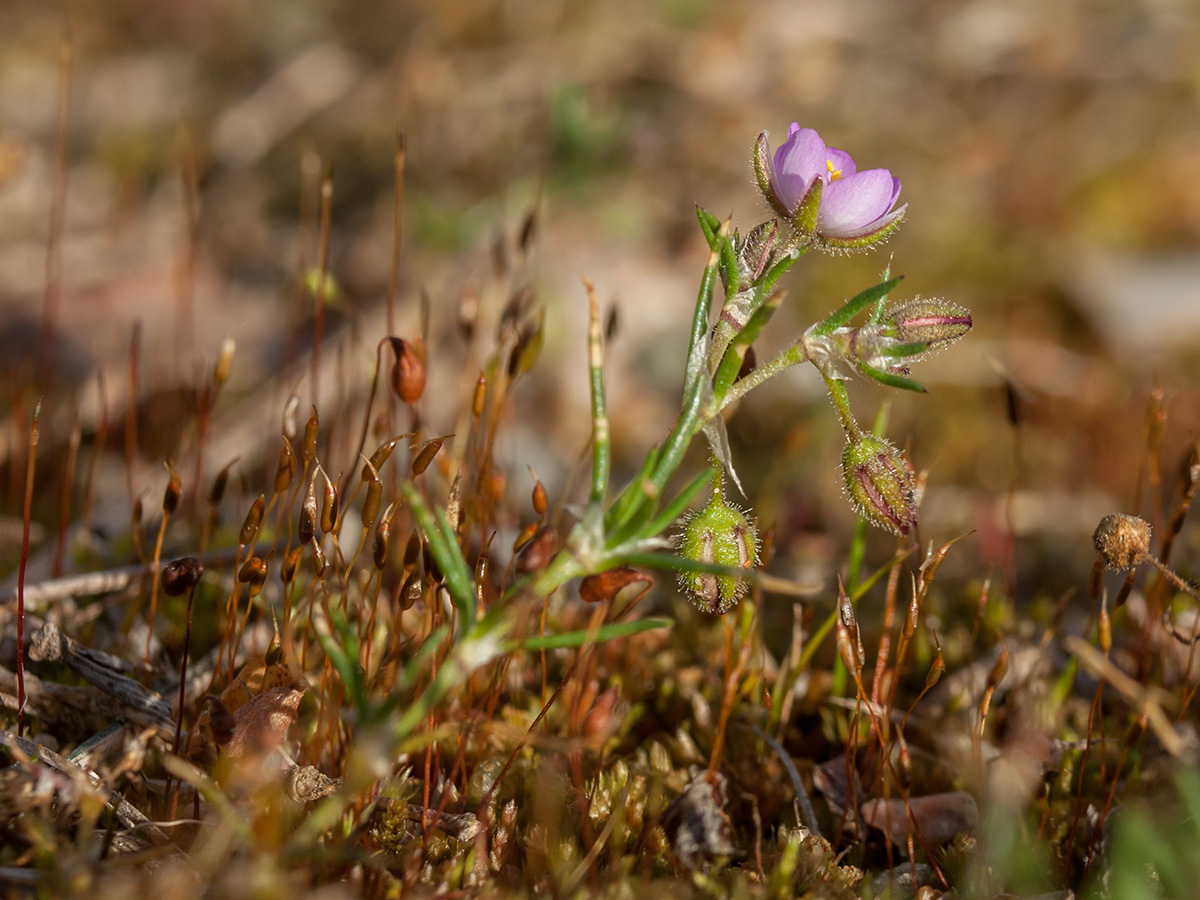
[
  {"left": 823, "top": 374, "right": 862, "bottom": 440},
  {"left": 583, "top": 277, "right": 609, "bottom": 509},
  {"left": 714, "top": 341, "right": 809, "bottom": 416}
]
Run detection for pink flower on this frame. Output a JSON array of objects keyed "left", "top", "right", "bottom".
[{"left": 754, "top": 124, "right": 906, "bottom": 247}]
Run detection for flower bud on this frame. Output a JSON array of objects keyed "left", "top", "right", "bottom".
[
  {"left": 883, "top": 298, "right": 972, "bottom": 356},
  {"left": 677, "top": 489, "right": 758, "bottom": 614},
  {"left": 1093, "top": 513, "right": 1151, "bottom": 571},
  {"left": 841, "top": 435, "right": 918, "bottom": 535}
]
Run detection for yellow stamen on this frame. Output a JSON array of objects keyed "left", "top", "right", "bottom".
[{"left": 826, "top": 159, "right": 842, "bottom": 181}]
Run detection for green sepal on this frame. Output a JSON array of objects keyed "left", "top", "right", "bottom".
[
  {"left": 856, "top": 360, "right": 927, "bottom": 393},
  {"left": 811, "top": 277, "right": 902, "bottom": 337}
]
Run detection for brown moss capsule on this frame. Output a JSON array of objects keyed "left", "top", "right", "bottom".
[
  {"left": 206, "top": 696, "right": 236, "bottom": 747},
  {"left": 507, "top": 309, "right": 545, "bottom": 377},
  {"left": 239, "top": 556, "right": 268, "bottom": 598},
  {"left": 281, "top": 392, "right": 300, "bottom": 441},
  {"left": 411, "top": 436, "right": 445, "bottom": 477},
  {"left": 320, "top": 471, "right": 340, "bottom": 534},
  {"left": 580, "top": 567, "right": 651, "bottom": 605},
  {"left": 512, "top": 520, "right": 540, "bottom": 553},
  {"left": 472, "top": 372, "right": 487, "bottom": 418},
  {"left": 388, "top": 336, "right": 426, "bottom": 405},
  {"left": 362, "top": 435, "right": 404, "bottom": 482},
  {"left": 162, "top": 460, "right": 182, "bottom": 514},
  {"left": 239, "top": 494, "right": 265, "bottom": 546},
  {"left": 274, "top": 439, "right": 296, "bottom": 495},
  {"left": 457, "top": 282, "right": 479, "bottom": 340},
  {"left": 210, "top": 459, "right": 235, "bottom": 507},
  {"left": 400, "top": 570, "right": 422, "bottom": 610},
  {"left": 132, "top": 496, "right": 144, "bottom": 528},
  {"left": 281, "top": 546, "right": 302, "bottom": 584},
  {"left": 403, "top": 530, "right": 421, "bottom": 568},
  {"left": 162, "top": 556, "right": 203, "bottom": 597},
  {"left": 299, "top": 481, "right": 317, "bottom": 545},
  {"left": 1093, "top": 513, "right": 1151, "bottom": 571},
  {"left": 530, "top": 471, "right": 547, "bottom": 517},
  {"left": 373, "top": 517, "right": 392, "bottom": 571},
  {"left": 312, "top": 542, "right": 327, "bottom": 579},
  {"left": 301, "top": 408, "right": 319, "bottom": 466},
  {"left": 213, "top": 337, "right": 236, "bottom": 389},
  {"left": 361, "top": 479, "right": 382, "bottom": 530},
  {"left": 515, "top": 527, "right": 556, "bottom": 575}
]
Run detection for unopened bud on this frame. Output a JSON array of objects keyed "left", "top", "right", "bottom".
[
  {"left": 677, "top": 487, "right": 758, "bottom": 614},
  {"left": 841, "top": 435, "right": 918, "bottom": 535},
  {"left": 388, "top": 337, "right": 426, "bottom": 405},
  {"left": 1093, "top": 513, "right": 1151, "bottom": 571},
  {"left": 883, "top": 298, "right": 972, "bottom": 355}
]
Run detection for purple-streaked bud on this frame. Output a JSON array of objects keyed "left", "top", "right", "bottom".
[
  {"left": 884, "top": 298, "right": 972, "bottom": 356},
  {"left": 841, "top": 435, "right": 918, "bottom": 535}
]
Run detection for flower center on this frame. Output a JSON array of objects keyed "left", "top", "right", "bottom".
[{"left": 826, "top": 159, "right": 843, "bottom": 182}]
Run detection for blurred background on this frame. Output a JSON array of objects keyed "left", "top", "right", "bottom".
[{"left": 2, "top": 0, "right": 1200, "bottom": 601}]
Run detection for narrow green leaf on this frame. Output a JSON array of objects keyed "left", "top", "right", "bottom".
[
  {"left": 512, "top": 616, "right": 672, "bottom": 651},
  {"left": 810, "top": 277, "right": 902, "bottom": 337}
]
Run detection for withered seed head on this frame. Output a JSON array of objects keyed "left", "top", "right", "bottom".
[{"left": 1093, "top": 513, "right": 1152, "bottom": 571}]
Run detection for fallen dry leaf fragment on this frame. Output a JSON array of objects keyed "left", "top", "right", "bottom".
[{"left": 860, "top": 790, "right": 979, "bottom": 850}]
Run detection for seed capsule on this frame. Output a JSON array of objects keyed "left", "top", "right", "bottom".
[
  {"left": 677, "top": 486, "right": 758, "bottom": 614},
  {"left": 841, "top": 435, "right": 918, "bottom": 535}
]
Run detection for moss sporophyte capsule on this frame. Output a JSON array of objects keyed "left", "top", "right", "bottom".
[{"left": 677, "top": 473, "right": 758, "bottom": 614}]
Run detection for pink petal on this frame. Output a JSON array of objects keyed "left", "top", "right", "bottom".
[
  {"left": 772, "top": 126, "right": 827, "bottom": 212},
  {"left": 817, "top": 168, "right": 900, "bottom": 237}
]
